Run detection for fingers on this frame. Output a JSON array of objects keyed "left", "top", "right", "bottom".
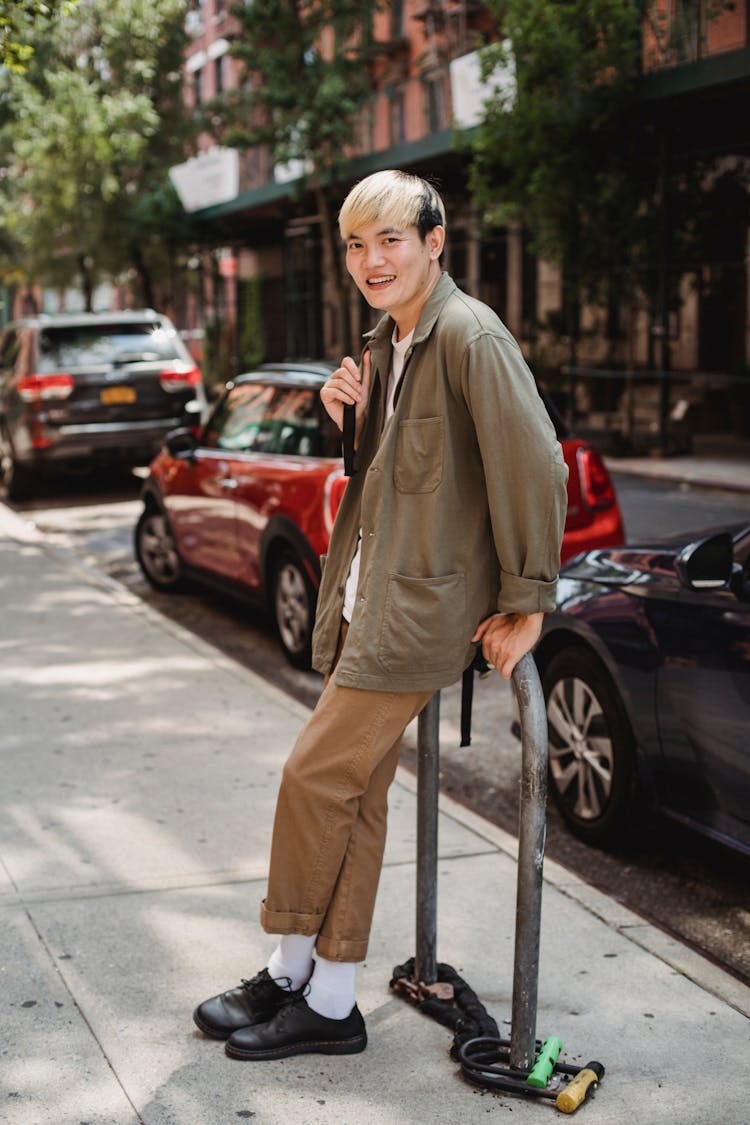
[
  {"left": 321, "top": 356, "right": 364, "bottom": 407},
  {"left": 471, "top": 618, "right": 491, "bottom": 643},
  {"left": 472, "top": 613, "right": 544, "bottom": 680},
  {"left": 320, "top": 353, "right": 372, "bottom": 429}
]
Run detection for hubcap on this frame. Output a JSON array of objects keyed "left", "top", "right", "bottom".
[
  {"left": 0, "top": 430, "right": 14, "bottom": 491},
  {"left": 547, "top": 676, "right": 614, "bottom": 821},
  {"left": 275, "top": 563, "right": 309, "bottom": 655},
  {"left": 140, "top": 514, "right": 180, "bottom": 584}
]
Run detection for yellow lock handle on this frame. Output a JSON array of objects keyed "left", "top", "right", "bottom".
[{"left": 556, "top": 1061, "right": 605, "bottom": 1114}]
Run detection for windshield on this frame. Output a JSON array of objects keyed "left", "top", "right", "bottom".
[{"left": 38, "top": 323, "right": 181, "bottom": 370}]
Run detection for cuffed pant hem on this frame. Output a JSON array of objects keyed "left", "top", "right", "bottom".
[
  {"left": 315, "top": 934, "right": 369, "bottom": 962},
  {"left": 260, "top": 901, "right": 323, "bottom": 937}
]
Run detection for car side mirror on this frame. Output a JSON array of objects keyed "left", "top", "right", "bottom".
[
  {"left": 675, "top": 532, "right": 734, "bottom": 591},
  {"left": 165, "top": 427, "right": 197, "bottom": 458}
]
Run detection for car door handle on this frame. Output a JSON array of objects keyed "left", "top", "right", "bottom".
[{"left": 217, "top": 477, "right": 238, "bottom": 490}]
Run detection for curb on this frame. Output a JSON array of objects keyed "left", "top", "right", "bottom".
[{"left": 605, "top": 458, "right": 750, "bottom": 494}]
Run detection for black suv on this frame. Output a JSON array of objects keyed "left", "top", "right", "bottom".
[{"left": 0, "top": 310, "right": 207, "bottom": 499}]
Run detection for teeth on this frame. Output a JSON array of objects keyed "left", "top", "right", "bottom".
[{"left": 368, "top": 276, "right": 395, "bottom": 286}]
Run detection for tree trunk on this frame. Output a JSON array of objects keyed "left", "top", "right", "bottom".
[
  {"left": 77, "top": 255, "right": 94, "bottom": 312},
  {"left": 131, "top": 243, "right": 155, "bottom": 309}
]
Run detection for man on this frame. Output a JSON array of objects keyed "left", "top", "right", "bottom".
[{"left": 193, "top": 170, "right": 568, "bottom": 1061}]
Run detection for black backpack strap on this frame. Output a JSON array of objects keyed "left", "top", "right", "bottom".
[
  {"left": 460, "top": 663, "right": 474, "bottom": 747},
  {"left": 460, "top": 650, "right": 495, "bottom": 748},
  {"left": 343, "top": 402, "right": 357, "bottom": 476}
]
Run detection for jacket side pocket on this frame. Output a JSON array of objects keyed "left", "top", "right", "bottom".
[{"left": 378, "top": 571, "right": 466, "bottom": 674}]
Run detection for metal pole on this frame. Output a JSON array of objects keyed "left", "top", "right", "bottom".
[
  {"left": 509, "top": 653, "right": 549, "bottom": 1071},
  {"left": 414, "top": 691, "right": 440, "bottom": 985}
]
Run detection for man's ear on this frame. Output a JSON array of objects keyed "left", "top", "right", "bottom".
[{"left": 427, "top": 225, "right": 445, "bottom": 260}]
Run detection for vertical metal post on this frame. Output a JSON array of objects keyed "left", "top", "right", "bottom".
[
  {"left": 509, "top": 653, "right": 549, "bottom": 1071},
  {"left": 414, "top": 691, "right": 440, "bottom": 985}
]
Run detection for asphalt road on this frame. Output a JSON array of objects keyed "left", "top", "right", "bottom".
[{"left": 8, "top": 468, "right": 750, "bottom": 986}]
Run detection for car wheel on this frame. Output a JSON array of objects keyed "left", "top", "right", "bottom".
[
  {"left": 542, "top": 647, "right": 637, "bottom": 847},
  {"left": 272, "top": 549, "right": 315, "bottom": 669},
  {"left": 0, "top": 425, "right": 34, "bottom": 502},
  {"left": 134, "top": 506, "right": 186, "bottom": 592}
]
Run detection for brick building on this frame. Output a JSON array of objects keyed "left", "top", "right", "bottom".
[{"left": 175, "top": 0, "right": 750, "bottom": 443}]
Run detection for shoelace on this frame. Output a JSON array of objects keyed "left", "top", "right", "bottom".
[{"left": 240, "top": 970, "right": 302, "bottom": 1014}]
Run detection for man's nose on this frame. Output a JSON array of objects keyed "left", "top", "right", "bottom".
[{"left": 363, "top": 243, "right": 385, "bottom": 268}]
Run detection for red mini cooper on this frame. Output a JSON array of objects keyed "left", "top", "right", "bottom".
[{"left": 135, "top": 362, "right": 624, "bottom": 668}]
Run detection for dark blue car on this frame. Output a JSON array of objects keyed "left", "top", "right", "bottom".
[{"left": 534, "top": 524, "right": 750, "bottom": 855}]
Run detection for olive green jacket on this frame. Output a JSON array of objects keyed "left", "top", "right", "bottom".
[{"left": 312, "top": 273, "right": 568, "bottom": 691}]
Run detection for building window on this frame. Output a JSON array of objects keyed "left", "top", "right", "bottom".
[
  {"left": 390, "top": 88, "right": 406, "bottom": 146},
  {"left": 284, "top": 225, "right": 323, "bottom": 359},
  {"left": 423, "top": 73, "right": 446, "bottom": 133},
  {"left": 359, "top": 100, "right": 375, "bottom": 153},
  {"left": 215, "top": 55, "right": 223, "bottom": 95},
  {"left": 193, "top": 68, "right": 202, "bottom": 107},
  {"left": 521, "top": 229, "right": 538, "bottom": 339},
  {"left": 479, "top": 233, "right": 508, "bottom": 321},
  {"left": 391, "top": 0, "right": 404, "bottom": 38}
]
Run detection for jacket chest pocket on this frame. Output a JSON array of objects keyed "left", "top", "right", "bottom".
[{"left": 393, "top": 416, "right": 444, "bottom": 493}]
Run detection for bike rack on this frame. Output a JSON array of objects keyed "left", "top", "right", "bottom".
[{"left": 410, "top": 652, "right": 605, "bottom": 1112}]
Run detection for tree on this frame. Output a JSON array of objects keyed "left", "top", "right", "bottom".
[
  {"left": 0, "top": 0, "right": 77, "bottom": 73},
  {"left": 216, "top": 0, "right": 383, "bottom": 353},
  {"left": 469, "top": 0, "right": 748, "bottom": 359},
  {"left": 0, "top": 0, "right": 197, "bottom": 309}
]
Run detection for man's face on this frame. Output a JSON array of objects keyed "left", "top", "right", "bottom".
[{"left": 345, "top": 221, "right": 444, "bottom": 332}]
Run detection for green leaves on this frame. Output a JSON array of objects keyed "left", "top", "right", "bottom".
[
  {"left": 471, "top": 0, "right": 647, "bottom": 304},
  {"left": 470, "top": 0, "right": 748, "bottom": 329},
  {"left": 0, "top": 0, "right": 78, "bottom": 73},
  {"left": 1, "top": 0, "right": 196, "bottom": 304},
  {"left": 223, "top": 0, "right": 381, "bottom": 182}
]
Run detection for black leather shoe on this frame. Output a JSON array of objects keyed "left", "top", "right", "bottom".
[
  {"left": 225, "top": 997, "right": 367, "bottom": 1060},
  {"left": 193, "top": 969, "right": 301, "bottom": 1040}
]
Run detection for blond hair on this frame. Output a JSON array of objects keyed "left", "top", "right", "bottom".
[{"left": 338, "top": 170, "right": 446, "bottom": 241}]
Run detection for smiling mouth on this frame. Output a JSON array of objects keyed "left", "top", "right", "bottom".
[{"left": 367, "top": 275, "right": 396, "bottom": 288}]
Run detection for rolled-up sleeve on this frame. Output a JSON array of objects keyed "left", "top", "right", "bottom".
[{"left": 461, "top": 331, "right": 569, "bottom": 615}]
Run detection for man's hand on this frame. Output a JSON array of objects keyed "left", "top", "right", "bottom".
[
  {"left": 320, "top": 351, "right": 372, "bottom": 438},
  {"left": 471, "top": 612, "right": 544, "bottom": 680}
]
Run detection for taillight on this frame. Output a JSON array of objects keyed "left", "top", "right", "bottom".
[
  {"left": 17, "top": 373, "right": 74, "bottom": 402},
  {"left": 576, "top": 446, "right": 616, "bottom": 511},
  {"left": 324, "top": 469, "right": 348, "bottom": 534},
  {"left": 159, "top": 364, "right": 202, "bottom": 392}
]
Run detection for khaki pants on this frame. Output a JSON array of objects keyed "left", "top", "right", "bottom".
[{"left": 260, "top": 625, "right": 432, "bottom": 961}]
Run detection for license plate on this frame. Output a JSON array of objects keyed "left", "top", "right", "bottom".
[{"left": 100, "top": 385, "right": 136, "bottom": 404}]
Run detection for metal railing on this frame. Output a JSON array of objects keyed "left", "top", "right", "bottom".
[{"left": 414, "top": 652, "right": 548, "bottom": 1069}]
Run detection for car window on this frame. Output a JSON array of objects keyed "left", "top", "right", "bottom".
[
  {"left": 37, "top": 323, "right": 181, "bottom": 370},
  {"left": 203, "top": 382, "right": 339, "bottom": 457}
]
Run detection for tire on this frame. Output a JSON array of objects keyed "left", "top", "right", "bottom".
[
  {"left": 272, "top": 549, "right": 315, "bottom": 669},
  {"left": 0, "top": 425, "right": 35, "bottom": 502},
  {"left": 134, "top": 506, "right": 186, "bottom": 592},
  {"left": 542, "top": 647, "right": 637, "bottom": 847}
]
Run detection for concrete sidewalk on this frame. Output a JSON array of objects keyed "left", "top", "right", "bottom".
[
  {"left": 1, "top": 503, "right": 749, "bottom": 1125},
  {"left": 605, "top": 433, "right": 750, "bottom": 493}
]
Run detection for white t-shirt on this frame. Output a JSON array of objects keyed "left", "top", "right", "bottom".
[{"left": 342, "top": 327, "right": 414, "bottom": 623}]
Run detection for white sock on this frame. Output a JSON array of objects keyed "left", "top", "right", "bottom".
[
  {"left": 306, "top": 956, "right": 356, "bottom": 1020},
  {"left": 267, "top": 933, "right": 317, "bottom": 991}
]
